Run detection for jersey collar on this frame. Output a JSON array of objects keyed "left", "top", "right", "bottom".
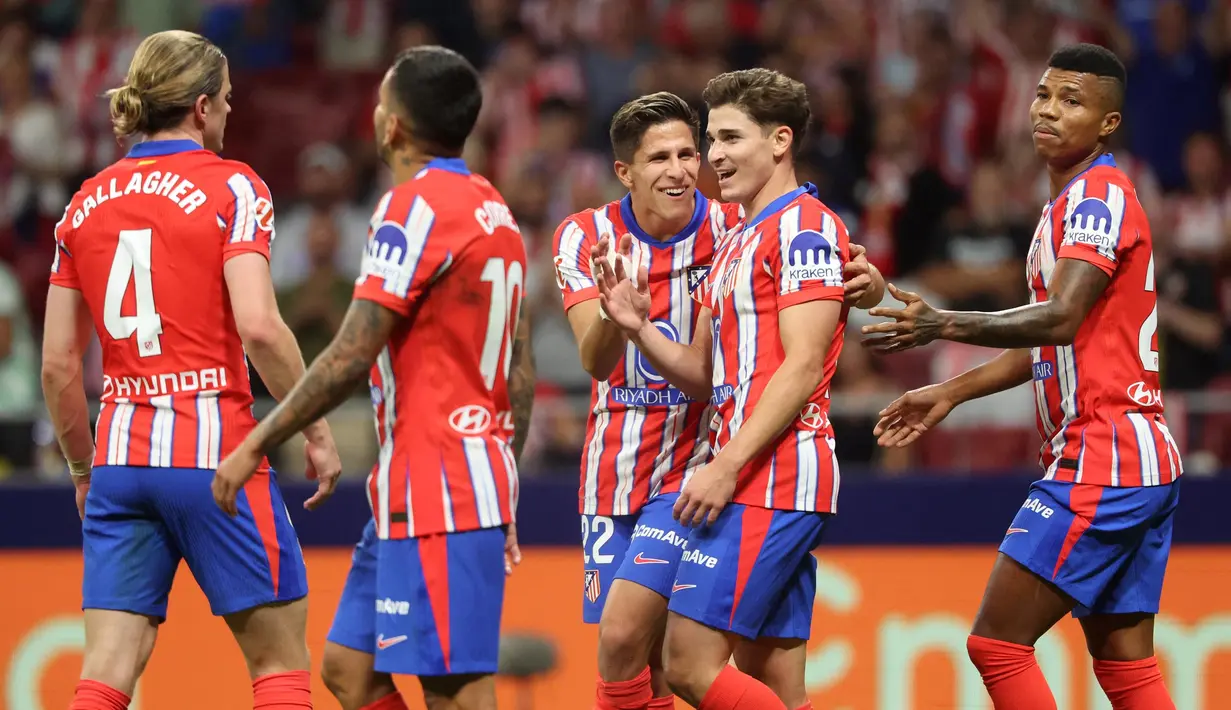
[
  {"left": 126, "top": 139, "right": 204, "bottom": 158},
  {"left": 747, "top": 182, "right": 818, "bottom": 229},
  {"left": 425, "top": 157, "right": 470, "bottom": 176},
  {"left": 619, "top": 191, "right": 708, "bottom": 248},
  {"left": 1050, "top": 153, "right": 1118, "bottom": 205}
]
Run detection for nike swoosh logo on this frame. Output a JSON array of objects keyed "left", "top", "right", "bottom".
[
  {"left": 1005, "top": 527, "right": 1029, "bottom": 536},
  {"left": 672, "top": 584, "right": 697, "bottom": 593},
  {"left": 634, "top": 552, "right": 670, "bottom": 565},
  {"left": 376, "top": 634, "right": 408, "bottom": 650}
]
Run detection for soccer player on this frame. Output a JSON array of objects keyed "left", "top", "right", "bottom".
[
  {"left": 558, "top": 91, "right": 882, "bottom": 710},
  {"left": 213, "top": 46, "right": 534, "bottom": 710},
  {"left": 863, "top": 44, "right": 1181, "bottom": 710},
  {"left": 596, "top": 69, "right": 871, "bottom": 710},
  {"left": 41, "top": 30, "right": 342, "bottom": 710}
]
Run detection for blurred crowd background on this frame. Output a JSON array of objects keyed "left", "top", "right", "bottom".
[{"left": 1, "top": 0, "right": 1229, "bottom": 483}]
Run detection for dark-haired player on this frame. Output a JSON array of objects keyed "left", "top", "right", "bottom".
[
  {"left": 214, "top": 46, "right": 535, "bottom": 710},
  {"left": 863, "top": 44, "right": 1180, "bottom": 709},
  {"left": 560, "top": 91, "right": 882, "bottom": 710},
  {"left": 598, "top": 69, "right": 869, "bottom": 710}
]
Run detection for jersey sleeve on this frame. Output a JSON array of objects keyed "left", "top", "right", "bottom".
[
  {"left": 49, "top": 201, "right": 80, "bottom": 290},
  {"left": 220, "top": 166, "right": 277, "bottom": 262},
  {"left": 1056, "top": 172, "right": 1140, "bottom": 277},
  {"left": 551, "top": 217, "right": 600, "bottom": 309},
  {"left": 774, "top": 203, "right": 847, "bottom": 310},
  {"left": 353, "top": 190, "right": 453, "bottom": 316}
]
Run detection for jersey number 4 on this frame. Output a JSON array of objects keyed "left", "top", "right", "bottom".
[
  {"left": 104, "top": 228, "right": 163, "bottom": 357},
  {"left": 479, "top": 257, "right": 524, "bottom": 391}
]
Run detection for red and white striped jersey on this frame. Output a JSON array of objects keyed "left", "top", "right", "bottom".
[
  {"left": 553, "top": 194, "right": 743, "bottom": 516},
  {"left": 1026, "top": 154, "right": 1182, "bottom": 486},
  {"left": 355, "top": 158, "right": 526, "bottom": 540},
  {"left": 696, "top": 184, "right": 849, "bottom": 514},
  {"left": 50, "top": 139, "right": 275, "bottom": 472}
]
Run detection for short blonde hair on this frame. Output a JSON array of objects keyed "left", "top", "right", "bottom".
[{"left": 106, "top": 30, "right": 226, "bottom": 138}]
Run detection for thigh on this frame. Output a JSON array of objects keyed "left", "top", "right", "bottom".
[
  {"left": 374, "top": 526, "right": 507, "bottom": 677},
  {"left": 667, "top": 504, "right": 827, "bottom": 640},
  {"left": 613, "top": 493, "right": 690, "bottom": 602},
  {"left": 582, "top": 511, "right": 636, "bottom": 624},
  {"left": 82, "top": 466, "right": 180, "bottom": 620},
  {"left": 224, "top": 597, "right": 310, "bottom": 678},
  {"left": 160, "top": 468, "right": 309, "bottom": 616},
  {"left": 80, "top": 609, "right": 161, "bottom": 697},
  {"left": 327, "top": 520, "right": 381, "bottom": 655}
]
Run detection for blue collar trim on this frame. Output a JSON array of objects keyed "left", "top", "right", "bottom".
[
  {"left": 619, "top": 192, "right": 709, "bottom": 248},
  {"left": 126, "top": 139, "right": 204, "bottom": 158},
  {"left": 747, "top": 182, "right": 818, "bottom": 228},
  {"left": 426, "top": 157, "right": 470, "bottom": 175}
]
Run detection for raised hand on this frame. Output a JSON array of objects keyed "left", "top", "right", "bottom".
[
  {"left": 592, "top": 234, "right": 651, "bottom": 334},
  {"left": 861, "top": 283, "right": 944, "bottom": 352},
  {"left": 872, "top": 383, "right": 957, "bottom": 448}
]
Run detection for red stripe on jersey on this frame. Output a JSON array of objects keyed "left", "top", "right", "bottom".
[
  {"left": 704, "top": 187, "right": 848, "bottom": 514},
  {"left": 358, "top": 161, "right": 524, "bottom": 540},
  {"left": 554, "top": 196, "right": 743, "bottom": 516},
  {"left": 1026, "top": 159, "right": 1181, "bottom": 487}
]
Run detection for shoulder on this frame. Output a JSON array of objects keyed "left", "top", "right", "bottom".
[{"left": 554, "top": 201, "right": 618, "bottom": 242}]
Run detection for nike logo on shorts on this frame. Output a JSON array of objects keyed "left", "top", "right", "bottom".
[
  {"left": 634, "top": 552, "right": 670, "bottom": 565},
  {"left": 672, "top": 583, "right": 696, "bottom": 593},
  {"left": 1005, "top": 527, "right": 1029, "bottom": 536},
  {"left": 377, "top": 634, "right": 408, "bottom": 650}
]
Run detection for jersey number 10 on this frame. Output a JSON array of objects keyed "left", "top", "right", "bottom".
[
  {"left": 479, "top": 257, "right": 524, "bottom": 391},
  {"left": 104, "top": 228, "right": 164, "bottom": 358}
]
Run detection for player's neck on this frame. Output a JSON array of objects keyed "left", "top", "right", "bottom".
[
  {"left": 744, "top": 164, "right": 799, "bottom": 222},
  {"left": 1047, "top": 145, "right": 1107, "bottom": 200},
  {"left": 146, "top": 126, "right": 204, "bottom": 148},
  {"left": 390, "top": 149, "right": 436, "bottom": 184},
  {"left": 629, "top": 193, "right": 694, "bottom": 241}
]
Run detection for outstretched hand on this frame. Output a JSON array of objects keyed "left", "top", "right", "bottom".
[
  {"left": 861, "top": 283, "right": 944, "bottom": 353},
  {"left": 872, "top": 384, "right": 956, "bottom": 448},
  {"left": 592, "top": 234, "right": 651, "bottom": 334}
]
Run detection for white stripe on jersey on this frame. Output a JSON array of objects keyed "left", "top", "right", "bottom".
[
  {"left": 386, "top": 197, "right": 436, "bottom": 300},
  {"left": 1126, "top": 412, "right": 1160, "bottom": 486},
  {"left": 1100, "top": 183, "right": 1126, "bottom": 262},
  {"left": 194, "top": 391, "right": 221, "bottom": 469},
  {"left": 148, "top": 394, "right": 175, "bottom": 467},
  {"left": 582, "top": 380, "right": 613, "bottom": 514},
  {"left": 106, "top": 400, "right": 135, "bottom": 466},
  {"left": 728, "top": 234, "right": 762, "bottom": 442},
  {"left": 556, "top": 221, "right": 594, "bottom": 291},
  {"left": 375, "top": 347, "right": 397, "bottom": 539},
  {"left": 495, "top": 437, "right": 519, "bottom": 518},
  {"left": 440, "top": 467, "right": 456, "bottom": 533},
  {"left": 827, "top": 434, "right": 841, "bottom": 513},
  {"left": 764, "top": 454, "right": 777, "bottom": 508},
  {"left": 226, "top": 173, "right": 258, "bottom": 243},
  {"left": 794, "top": 429, "right": 819, "bottom": 512},
  {"left": 648, "top": 236, "right": 696, "bottom": 497},
  {"left": 1110, "top": 424, "right": 1121, "bottom": 486},
  {"left": 778, "top": 206, "right": 840, "bottom": 295},
  {"left": 463, "top": 436, "right": 502, "bottom": 528}
]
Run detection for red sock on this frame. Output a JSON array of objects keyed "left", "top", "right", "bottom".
[
  {"left": 967, "top": 635, "right": 1057, "bottom": 710},
  {"left": 360, "top": 692, "right": 410, "bottom": 710},
  {"left": 69, "top": 680, "right": 130, "bottom": 710},
  {"left": 253, "top": 670, "right": 313, "bottom": 709},
  {"left": 698, "top": 665, "right": 787, "bottom": 710},
  {"left": 1093, "top": 657, "right": 1175, "bottom": 710},
  {"left": 597, "top": 667, "right": 653, "bottom": 710},
  {"left": 648, "top": 696, "right": 676, "bottom": 708}
]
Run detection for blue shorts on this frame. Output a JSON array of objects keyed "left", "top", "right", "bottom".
[
  {"left": 82, "top": 465, "right": 307, "bottom": 619},
  {"left": 667, "top": 503, "right": 828, "bottom": 640},
  {"left": 327, "top": 520, "right": 507, "bottom": 676},
  {"left": 582, "top": 492, "right": 690, "bottom": 624},
  {"left": 999, "top": 478, "right": 1181, "bottom": 617}
]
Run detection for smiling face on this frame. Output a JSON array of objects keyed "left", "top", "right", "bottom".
[
  {"left": 616, "top": 119, "right": 700, "bottom": 226},
  {"left": 706, "top": 104, "right": 790, "bottom": 206},
  {"left": 1030, "top": 67, "right": 1120, "bottom": 166}
]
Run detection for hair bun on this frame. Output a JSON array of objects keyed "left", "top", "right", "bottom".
[{"left": 108, "top": 84, "right": 148, "bottom": 138}]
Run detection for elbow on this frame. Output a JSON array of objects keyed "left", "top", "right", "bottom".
[
  {"left": 41, "top": 351, "right": 79, "bottom": 391},
  {"left": 236, "top": 313, "right": 289, "bottom": 351},
  {"left": 580, "top": 352, "right": 617, "bottom": 382},
  {"left": 1046, "top": 313, "right": 1083, "bottom": 346}
]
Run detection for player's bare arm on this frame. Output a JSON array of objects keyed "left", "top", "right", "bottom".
[
  {"left": 675, "top": 298, "right": 841, "bottom": 527},
  {"left": 567, "top": 299, "right": 627, "bottom": 380},
  {"left": 508, "top": 303, "right": 535, "bottom": 463},
  {"left": 212, "top": 299, "right": 400, "bottom": 516},
  {"left": 41, "top": 284, "right": 97, "bottom": 519},
  {"left": 861, "top": 259, "right": 1111, "bottom": 351},
  {"left": 594, "top": 235, "right": 713, "bottom": 399},
  {"left": 874, "top": 348, "right": 1033, "bottom": 448}
]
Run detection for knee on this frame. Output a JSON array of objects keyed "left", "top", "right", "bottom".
[
  {"left": 320, "top": 647, "right": 386, "bottom": 710},
  {"left": 247, "top": 640, "right": 311, "bottom": 678},
  {"left": 660, "top": 634, "right": 696, "bottom": 698},
  {"left": 598, "top": 616, "right": 653, "bottom": 666}
]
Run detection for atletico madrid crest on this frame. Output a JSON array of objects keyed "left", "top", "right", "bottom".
[{"left": 584, "top": 569, "right": 601, "bottom": 604}]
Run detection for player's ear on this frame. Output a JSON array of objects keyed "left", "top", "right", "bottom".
[
  {"left": 194, "top": 93, "right": 211, "bottom": 126},
  {"left": 613, "top": 160, "right": 633, "bottom": 191},
  {"left": 1100, "top": 111, "right": 1121, "bottom": 140},
  {"left": 772, "top": 126, "right": 793, "bottom": 160}
]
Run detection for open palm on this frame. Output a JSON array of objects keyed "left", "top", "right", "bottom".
[
  {"left": 872, "top": 384, "right": 956, "bottom": 448},
  {"left": 592, "top": 234, "right": 650, "bottom": 334}
]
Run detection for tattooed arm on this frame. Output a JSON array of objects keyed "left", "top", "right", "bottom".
[
  {"left": 250, "top": 299, "right": 400, "bottom": 453},
  {"left": 863, "top": 259, "right": 1111, "bottom": 351},
  {"left": 508, "top": 304, "right": 535, "bottom": 463}
]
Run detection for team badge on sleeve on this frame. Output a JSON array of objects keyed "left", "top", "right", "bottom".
[
  {"left": 783, "top": 229, "right": 840, "bottom": 284},
  {"left": 1063, "top": 197, "right": 1117, "bottom": 254}
]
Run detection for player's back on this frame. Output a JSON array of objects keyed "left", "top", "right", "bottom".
[
  {"left": 1028, "top": 158, "right": 1182, "bottom": 486},
  {"left": 51, "top": 140, "right": 274, "bottom": 470},
  {"left": 553, "top": 195, "right": 743, "bottom": 516},
  {"left": 356, "top": 159, "right": 526, "bottom": 538}
]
